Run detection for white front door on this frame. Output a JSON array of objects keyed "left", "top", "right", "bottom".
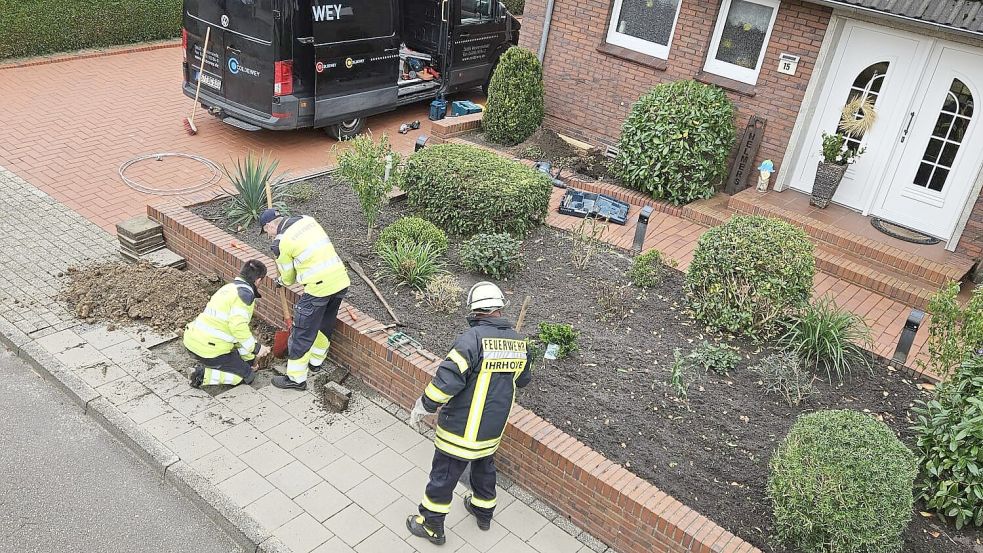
[{"left": 873, "top": 46, "right": 983, "bottom": 239}]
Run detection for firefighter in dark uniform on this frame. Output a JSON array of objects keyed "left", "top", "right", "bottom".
[
  {"left": 260, "top": 208, "right": 351, "bottom": 391},
  {"left": 406, "top": 281, "right": 532, "bottom": 545},
  {"left": 184, "top": 260, "right": 270, "bottom": 387}
]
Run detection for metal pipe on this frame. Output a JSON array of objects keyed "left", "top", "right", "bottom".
[{"left": 537, "top": 0, "right": 556, "bottom": 63}]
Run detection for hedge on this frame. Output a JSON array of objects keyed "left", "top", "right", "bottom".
[
  {"left": 482, "top": 47, "right": 545, "bottom": 145},
  {"left": 1, "top": 0, "right": 182, "bottom": 59}
]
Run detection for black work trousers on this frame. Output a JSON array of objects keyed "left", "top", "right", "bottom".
[
  {"left": 419, "top": 449, "right": 497, "bottom": 531},
  {"left": 188, "top": 350, "right": 256, "bottom": 384}
]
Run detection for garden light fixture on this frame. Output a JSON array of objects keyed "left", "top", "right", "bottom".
[
  {"left": 632, "top": 206, "right": 653, "bottom": 254},
  {"left": 892, "top": 308, "right": 924, "bottom": 364},
  {"left": 415, "top": 135, "right": 429, "bottom": 151}
]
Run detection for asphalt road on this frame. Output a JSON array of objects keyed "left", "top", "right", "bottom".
[{"left": 0, "top": 348, "right": 242, "bottom": 553}]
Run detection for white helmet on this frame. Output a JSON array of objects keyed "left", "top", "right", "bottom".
[{"left": 467, "top": 281, "right": 505, "bottom": 312}]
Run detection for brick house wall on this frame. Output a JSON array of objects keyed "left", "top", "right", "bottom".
[{"left": 518, "top": 0, "right": 832, "bottom": 187}]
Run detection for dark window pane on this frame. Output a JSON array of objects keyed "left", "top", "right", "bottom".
[
  {"left": 949, "top": 116, "right": 970, "bottom": 142},
  {"left": 939, "top": 141, "right": 960, "bottom": 168},
  {"left": 929, "top": 168, "right": 950, "bottom": 192},
  {"left": 923, "top": 138, "right": 943, "bottom": 163},
  {"left": 615, "top": 0, "right": 680, "bottom": 47},
  {"left": 714, "top": 0, "right": 774, "bottom": 69},
  {"left": 934, "top": 113, "right": 954, "bottom": 138},
  {"left": 951, "top": 79, "right": 974, "bottom": 118},
  {"left": 914, "top": 163, "right": 933, "bottom": 187},
  {"left": 851, "top": 62, "right": 889, "bottom": 93}
]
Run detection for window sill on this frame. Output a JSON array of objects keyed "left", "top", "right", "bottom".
[
  {"left": 596, "top": 43, "right": 668, "bottom": 72},
  {"left": 695, "top": 71, "right": 757, "bottom": 97}
]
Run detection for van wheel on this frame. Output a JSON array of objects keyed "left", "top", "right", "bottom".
[{"left": 330, "top": 118, "right": 365, "bottom": 141}]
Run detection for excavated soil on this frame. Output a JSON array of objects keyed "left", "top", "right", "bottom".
[
  {"left": 194, "top": 176, "right": 981, "bottom": 553},
  {"left": 467, "top": 127, "right": 620, "bottom": 183}
]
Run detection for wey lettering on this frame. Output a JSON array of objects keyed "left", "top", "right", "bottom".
[{"left": 312, "top": 4, "right": 345, "bottom": 21}]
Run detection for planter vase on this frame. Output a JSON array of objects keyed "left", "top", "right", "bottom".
[{"left": 810, "top": 161, "right": 849, "bottom": 208}]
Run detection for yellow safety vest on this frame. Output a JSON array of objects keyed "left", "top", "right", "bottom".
[
  {"left": 183, "top": 279, "right": 259, "bottom": 360},
  {"left": 275, "top": 216, "right": 350, "bottom": 297}
]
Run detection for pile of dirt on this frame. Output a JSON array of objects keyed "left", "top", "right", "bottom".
[
  {"left": 61, "top": 262, "right": 221, "bottom": 332},
  {"left": 472, "top": 127, "right": 620, "bottom": 183}
]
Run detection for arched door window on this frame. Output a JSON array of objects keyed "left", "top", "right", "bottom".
[
  {"left": 840, "top": 62, "right": 889, "bottom": 151},
  {"left": 914, "top": 79, "right": 975, "bottom": 192}
]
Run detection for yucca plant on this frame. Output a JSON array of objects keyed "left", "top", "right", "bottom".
[
  {"left": 779, "top": 296, "right": 873, "bottom": 383},
  {"left": 377, "top": 241, "right": 446, "bottom": 290},
  {"left": 222, "top": 152, "right": 290, "bottom": 229}
]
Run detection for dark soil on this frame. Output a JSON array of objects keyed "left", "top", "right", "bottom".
[
  {"left": 193, "top": 176, "right": 981, "bottom": 553},
  {"left": 467, "top": 127, "right": 620, "bottom": 183}
]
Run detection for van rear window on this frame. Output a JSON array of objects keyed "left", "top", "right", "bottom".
[
  {"left": 192, "top": 0, "right": 274, "bottom": 42},
  {"left": 312, "top": 0, "right": 395, "bottom": 43}
]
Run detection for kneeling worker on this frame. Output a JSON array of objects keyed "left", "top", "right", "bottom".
[
  {"left": 406, "top": 282, "right": 532, "bottom": 545},
  {"left": 184, "top": 259, "right": 271, "bottom": 388},
  {"left": 259, "top": 208, "right": 351, "bottom": 391}
]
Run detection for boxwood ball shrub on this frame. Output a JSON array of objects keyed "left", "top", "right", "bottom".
[
  {"left": 482, "top": 47, "right": 545, "bottom": 145},
  {"left": 402, "top": 143, "right": 553, "bottom": 237},
  {"left": 614, "top": 80, "right": 736, "bottom": 205},
  {"left": 687, "top": 215, "right": 815, "bottom": 337},
  {"left": 768, "top": 410, "right": 917, "bottom": 553},
  {"left": 459, "top": 233, "right": 522, "bottom": 279},
  {"left": 502, "top": 0, "right": 524, "bottom": 15},
  {"left": 375, "top": 217, "right": 448, "bottom": 255}
]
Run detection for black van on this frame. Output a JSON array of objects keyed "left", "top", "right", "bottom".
[{"left": 181, "top": 0, "right": 519, "bottom": 139}]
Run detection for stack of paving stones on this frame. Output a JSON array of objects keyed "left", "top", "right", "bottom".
[{"left": 115, "top": 216, "right": 186, "bottom": 269}]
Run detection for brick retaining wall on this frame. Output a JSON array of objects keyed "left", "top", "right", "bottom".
[{"left": 147, "top": 201, "right": 760, "bottom": 553}]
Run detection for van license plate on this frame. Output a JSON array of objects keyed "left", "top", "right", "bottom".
[{"left": 195, "top": 71, "right": 221, "bottom": 91}]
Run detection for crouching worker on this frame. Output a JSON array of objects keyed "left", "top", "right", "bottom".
[
  {"left": 184, "top": 259, "right": 271, "bottom": 388},
  {"left": 406, "top": 282, "right": 532, "bottom": 545}
]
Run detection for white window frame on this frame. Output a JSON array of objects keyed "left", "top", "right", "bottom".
[
  {"left": 605, "top": 0, "right": 683, "bottom": 60},
  {"left": 703, "top": 0, "right": 781, "bottom": 85}
]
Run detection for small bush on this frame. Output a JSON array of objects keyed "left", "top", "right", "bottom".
[
  {"left": 687, "top": 215, "right": 815, "bottom": 338},
  {"left": 687, "top": 341, "right": 740, "bottom": 376},
  {"left": 222, "top": 153, "right": 289, "bottom": 229},
  {"left": 502, "top": 0, "right": 524, "bottom": 15},
  {"left": 780, "top": 297, "right": 872, "bottom": 383},
  {"left": 482, "top": 47, "right": 545, "bottom": 145},
  {"left": 912, "top": 356, "right": 983, "bottom": 529},
  {"left": 337, "top": 134, "right": 400, "bottom": 239},
  {"left": 538, "top": 322, "right": 578, "bottom": 358},
  {"left": 613, "top": 80, "right": 736, "bottom": 205},
  {"left": 768, "top": 410, "right": 917, "bottom": 553},
  {"left": 920, "top": 282, "right": 983, "bottom": 380},
  {"left": 459, "top": 233, "right": 522, "bottom": 279},
  {"left": 290, "top": 181, "right": 317, "bottom": 203},
  {"left": 416, "top": 274, "right": 463, "bottom": 314},
  {"left": 752, "top": 352, "right": 815, "bottom": 406},
  {"left": 629, "top": 250, "right": 666, "bottom": 288},
  {"left": 402, "top": 143, "right": 552, "bottom": 237},
  {"left": 377, "top": 242, "right": 445, "bottom": 289},
  {"left": 375, "top": 217, "right": 448, "bottom": 256},
  {"left": 595, "top": 281, "right": 632, "bottom": 322}
]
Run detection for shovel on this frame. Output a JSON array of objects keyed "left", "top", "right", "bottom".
[{"left": 264, "top": 180, "right": 292, "bottom": 358}]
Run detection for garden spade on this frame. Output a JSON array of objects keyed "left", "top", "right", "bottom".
[{"left": 264, "top": 180, "right": 292, "bottom": 358}]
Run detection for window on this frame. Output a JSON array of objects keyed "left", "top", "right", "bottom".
[
  {"left": 704, "top": 0, "right": 780, "bottom": 85},
  {"left": 914, "top": 79, "right": 974, "bottom": 193},
  {"left": 840, "top": 62, "right": 889, "bottom": 151},
  {"left": 605, "top": 0, "right": 682, "bottom": 60},
  {"left": 461, "top": 0, "right": 494, "bottom": 23}
]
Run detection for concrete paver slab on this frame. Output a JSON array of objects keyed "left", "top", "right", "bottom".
[
  {"left": 295, "top": 481, "right": 352, "bottom": 523},
  {"left": 493, "top": 534, "right": 538, "bottom": 553},
  {"left": 451, "top": 516, "right": 508, "bottom": 552},
  {"left": 267, "top": 460, "right": 323, "bottom": 498},
  {"left": 362, "top": 446, "right": 415, "bottom": 484},
  {"left": 320, "top": 455, "right": 372, "bottom": 492},
  {"left": 348, "top": 397, "right": 398, "bottom": 434},
  {"left": 55, "top": 344, "right": 110, "bottom": 370},
  {"left": 355, "top": 527, "right": 415, "bottom": 553},
  {"left": 314, "top": 415, "right": 359, "bottom": 443},
  {"left": 346, "top": 475, "right": 402, "bottom": 515},
  {"left": 241, "top": 440, "right": 294, "bottom": 476},
  {"left": 325, "top": 503, "right": 383, "bottom": 547},
  {"left": 142, "top": 410, "right": 195, "bottom": 443},
  {"left": 291, "top": 436, "right": 343, "bottom": 471},
  {"left": 75, "top": 361, "right": 127, "bottom": 388},
  {"left": 77, "top": 323, "right": 133, "bottom": 350},
  {"left": 374, "top": 495, "right": 417, "bottom": 540},
  {"left": 98, "top": 339, "right": 146, "bottom": 363},
  {"left": 391, "top": 466, "right": 431, "bottom": 501},
  {"left": 334, "top": 428, "right": 386, "bottom": 462},
  {"left": 215, "top": 421, "right": 268, "bottom": 455},
  {"left": 96, "top": 377, "right": 151, "bottom": 406},
  {"left": 120, "top": 391, "right": 172, "bottom": 424},
  {"left": 311, "top": 536, "right": 356, "bottom": 553},
  {"left": 404, "top": 440, "right": 438, "bottom": 471},
  {"left": 217, "top": 384, "right": 268, "bottom": 414},
  {"left": 167, "top": 388, "right": 217, "bottom": 416},
  {"left": 33, "top": 329, "right": 84, "bottom": 354},
  {"left": 146, "top": 369, "right": 190, "bottom": 399},
  {"left": 241, "top": 401, "right": 292, "bottom": 432},
  {"left": 273, "top": 513, "right": 334, "bottom": 553},
  {"left": 191, "top": 401, "right": 245, "bottom": 435},
  {"left": 528, "top": 523, "right": 585, "bottom": 553},
  {"left": 245, "top": 489, "right": 304, "bottom": 532},
  {"left": 495, "top": 500, "right": 550, "bottom": 541},
  {"left": 375, "top": 420, "right": 427, "bottom": 454},
  {"left": 167, "top": 427, "right": 222, "bottom": 462},
  {"left": 189, "top": 446, "right": 249, "bottom": 485},
  {"left": 266, "top": 418, "right": 318, "bottom": 451},
  {"left": 216, "top": 467, "right": 275, "bottom": 507}
]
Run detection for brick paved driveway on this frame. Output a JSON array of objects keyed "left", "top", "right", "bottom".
[{"left": 0, "top": 43, "right": 457, "bottom": 231}]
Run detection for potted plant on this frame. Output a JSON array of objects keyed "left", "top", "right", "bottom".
[{"left": 810, "top": 97, "right": 873, "bottom": 208}]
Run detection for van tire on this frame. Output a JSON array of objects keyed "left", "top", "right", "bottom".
[{"left": 330, "top": 118, "right": 366, "bottom": 141}]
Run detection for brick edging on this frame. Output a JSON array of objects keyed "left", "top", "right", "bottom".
[
  {"left": 148, "top": 200, "right": 761, "bottom": 553},
  {"left": 0, "top": 39, "right": 181, "bottom": 70}
]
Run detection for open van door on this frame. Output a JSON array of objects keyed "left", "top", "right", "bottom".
[
  {"left": 447, "top": 0, "right": 506, "bottom": 90},
  {"left": 312, "top": 0, "right": 400, "bottom": 137}
]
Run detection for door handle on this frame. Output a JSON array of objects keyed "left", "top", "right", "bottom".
[
  {"left": 900, "top": 111, "right": 915, "bottom": 143},
  {"left": 297, "top": 36, "right": 314, "bottom": 44},
  {"left": 442, "top": 0, "right": 448, "bottom": 22},
  {"left": 460, "top": 32, "right": 470, "bottom": 38},
  {"left": 384, "top": 47, "right": 398, "bottom": 53}
]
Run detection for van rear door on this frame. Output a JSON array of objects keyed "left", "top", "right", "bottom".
[
  {"left": 312, "top": 0, "right": 400, "bottom": 126},
  {"left": 185, "top": 0, "right": 276, "bottom": 116}
]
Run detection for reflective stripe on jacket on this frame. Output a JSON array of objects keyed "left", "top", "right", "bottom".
[
  {"left": 272, "top": 216, "right": 350, "bottom": 297},
  {"left": 421, "top": 316, "right": 531, "bottom": 460},
  {"left": 183, "top": 278, "right": 260, "bottom": 360}
]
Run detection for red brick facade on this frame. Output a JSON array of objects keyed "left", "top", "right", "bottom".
[{"left": 518, "top": 0, "right": 832, "bottom": 186}]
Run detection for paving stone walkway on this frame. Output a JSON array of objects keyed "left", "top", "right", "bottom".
[{"left": 0, "top": 164, "right": 613, "bottom": 553}]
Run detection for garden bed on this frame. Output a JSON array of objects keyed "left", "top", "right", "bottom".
[{"left": 192, "top": 175, "right": 981, "bottom": 553}]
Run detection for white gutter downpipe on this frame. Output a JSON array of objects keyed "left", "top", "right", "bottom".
[{"left": 537, "top": 0, "right": 556, "bottom": 63}]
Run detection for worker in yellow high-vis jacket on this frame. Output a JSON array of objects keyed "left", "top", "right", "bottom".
[
  {"left": 260, "top": 208, "right": 351, "bottom": 391},
  {"left": 184, "top": 260, "right": 271, "bottom": 388}
]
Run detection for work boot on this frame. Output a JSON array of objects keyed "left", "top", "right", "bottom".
[
  {"left": 406, "top": 515, "right": 445, "bottom": 545},
  {"left": 463, "top": 495, "right": 491, "bottom": 531},
  {"left": 271, "top": 375, "right": 307, "bottom": 391},
  {"left": 308, "top": 363, "right": 322, "bottom": 374},
  {"left": 189, "top": 367, "right": 204, "bottom": 389}
]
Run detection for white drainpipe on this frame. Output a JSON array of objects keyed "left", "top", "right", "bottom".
[{"left": 537, "top": 0, "right": 556, "bottom": 63}]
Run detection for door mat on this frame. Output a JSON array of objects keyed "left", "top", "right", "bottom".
[{"left": 870, "top": 217, "right": 941, "bottom": 245}]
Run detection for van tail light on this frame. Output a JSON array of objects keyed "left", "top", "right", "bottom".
[
  {"left": 182, "top": 28, "right": 188, "bottom": 63},
  {"left": 274, "top": 61, "right": 293, "bottom": 96}
]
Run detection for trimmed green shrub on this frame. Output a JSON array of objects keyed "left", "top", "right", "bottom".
[
  {"left": 459, "top": 233, "right": 522, "bottom": 279},
  {"left": 538, "top": 322, "right": 578, "bottom": 358},
  {"left": 222, "top": 153, "right": 289, "bottom": 229},
  {"left": 613, "top": 80, "right": 736, "bottom": 205},
  {"left": 752, "top": 352, "right": 815, "bottom": 406},
  {"left": 402, "top": 143, "right": 553, "bottom": 237},
  {"left": 687, "top": 341, "right": 740, "bottom": 376},
  {"left": 377, "top": 242, "right": 445, "bottom": 289},
  {"left": 482, "top": 47, "right": 545, "bottom": 145},
  {"left": 780, "top": 297, "right": 872, "bottom": 383},
  {"left": 912, "top": 356, "right": 983, "bottom": 529},
  {"left": 337, "top": 134, "right": 400, "bottom": 239},
  {"left": 628, "top": 250, "right": 666, "bottom": 288},
  {"left": 768, "top": 410, "right": 917, "bottom": 553},
  {"left": 1, "top": 0, "right": 182, "bottom": 59},
  {"left": 920, "top": 281, "right": 983, "bottom": 381},
  {"left": 502, "top": 0, "right": 524, "bottom": 15},
  {"left": 687, "top": 215, "right": 815, "bottom": 338},
  {"left": 375, "top": 217, "right": 448, "bottom": 256}
]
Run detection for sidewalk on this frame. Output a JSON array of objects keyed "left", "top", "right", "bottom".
[{"left": 0, "top": 164, "right": 612, "bottom": 553}]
